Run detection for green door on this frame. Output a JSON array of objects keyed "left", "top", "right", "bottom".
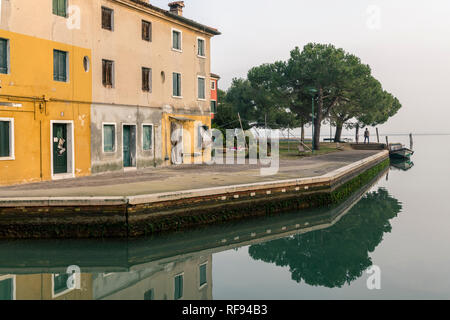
[
  {"left": 123, "top": 125, "right": 132, "bottom": 167},
  {"left": 53, "top": 123, "right": 68, "bottom": 174}
]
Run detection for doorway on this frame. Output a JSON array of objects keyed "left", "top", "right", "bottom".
[
  {"left": 123, "top": 124, "right": 136, "bottom": 168},
  {"left": 51, "top": 121, "right": 74, "bottom": 179}
]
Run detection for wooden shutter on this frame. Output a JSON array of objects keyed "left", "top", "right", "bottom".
[
  {"left": 103, "top": 125, "right": 115, "bottom": 152},
  {"left": 198, "top": 78, "right": 205, "bottom": 99},
  {"left": 173, "top": 73, "right": 178, "bottom": 96},
  {"left": 103, "top": 60, "right": 113, "bottom": 87},
  {"left": 0, "top": 39, "right": 7, "bottom": 74},
  {"left": 53, "top": 0, "right": 67, "bottom": 17},
  {"left": 143, "top": 125, "right": 152, "bottom": 150},
  {"left": 102, "top": 7, "right": 112, "bottom": 30},
  {"left": 142, "top": 68, "right": 149, "bottom": 91},
  {"left": 53, "top": 50, "right": 67, "bottom": 82},
  {"left": 0, "top": 121, "right": 10, "bottom": 157},
  {"left": 142, "top": 21, "right": 151, "bottom": 41}
]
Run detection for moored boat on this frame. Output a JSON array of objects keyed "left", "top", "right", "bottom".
[{"left": 389, "top": 143, "right": 414, "bottom": 159}]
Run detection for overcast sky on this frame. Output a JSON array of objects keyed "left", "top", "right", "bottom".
[{"left": 153, "top": 0, "right": 450, "bottom": 134}]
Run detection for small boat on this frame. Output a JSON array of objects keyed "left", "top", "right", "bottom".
[
  {"left": 390, "top": 158, "right": 414, "bottom": 171},
  {"left": 388, "top": 143, "right": 414, "bottom": 159}
]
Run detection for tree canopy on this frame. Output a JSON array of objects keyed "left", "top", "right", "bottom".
[
  {"left": 248, "top": 188, "right": 402, "bottom": 288},
  {"left": 213, "top": 43, "right": 402, "bottom": 149}
]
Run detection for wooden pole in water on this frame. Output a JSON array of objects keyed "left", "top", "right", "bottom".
[
  {"left": 410, "top": 133, "right": 414, "bottom": 150},
  {"left": 288, "top": 125, "right": 290, "bottom": 153},
  {"left": 376, "top": 128, "right": 380, "bottom": 143},
  {"left": 386, "top": 136, "right": 389, "bottom": 148}
]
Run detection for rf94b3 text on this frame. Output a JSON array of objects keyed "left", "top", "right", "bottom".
[{"left": 226, "top": 305, "right": 268, "bottom": 316}]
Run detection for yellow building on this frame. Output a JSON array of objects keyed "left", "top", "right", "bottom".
[{"left": 0, "top": 0, "right": 220, "bottom": 186}]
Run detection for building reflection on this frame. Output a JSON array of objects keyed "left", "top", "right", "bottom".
[{"left": 0, "top": 255, "right": 212, "bottom": 300}]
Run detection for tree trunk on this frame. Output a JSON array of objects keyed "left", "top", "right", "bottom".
[
  {"left": 301, "top": 122, "right": 305, "bottom": 142},
  {"left": 313, "top": 88, "right": 324, "bottom": 150},
  {"left": 355, "top": 124, "right": 360, "bottom": 144},
  {"left": 334, "top": 122, "right": 343, "bottom": 142}
]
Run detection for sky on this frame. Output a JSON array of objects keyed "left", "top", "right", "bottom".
[{"left": 152, "top": 0, "right": 450, "bottom": 135}]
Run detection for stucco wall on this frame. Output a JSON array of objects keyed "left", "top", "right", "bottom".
[{"left": 91, "top": 104, "right": 163, "bottom": 173}]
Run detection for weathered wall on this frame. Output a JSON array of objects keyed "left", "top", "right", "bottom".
[{"left": 91, "top": 104, "right": 163, "bottom": 173}]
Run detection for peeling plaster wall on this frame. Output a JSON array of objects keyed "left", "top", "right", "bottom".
[{"left": 91, "top": 104, "right": 163, "bottom": 173}]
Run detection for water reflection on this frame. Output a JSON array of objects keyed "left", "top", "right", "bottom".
[
  {"left": 390, "top": 159, "right": 414, "bottom": 171},
  {"left": 248, "top": 188, "right": 402, "bottom": 288},
  {"left": 0, "top": 169, "right": 399, "bottom": 300}
]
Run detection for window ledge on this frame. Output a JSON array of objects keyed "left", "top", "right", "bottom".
[
  {"left": 197, "top": 55, "right": 207, "bottom": 59},
  {"left": 172, "top": 96, "right": 183, "bottom": 99},
  {"left": 0, "top": 156, "right": 15, "bottom": 161},
  {"left": 172, "top": 48, "right": 183, "bottom": 53}
]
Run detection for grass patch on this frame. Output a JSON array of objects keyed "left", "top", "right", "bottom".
[{"left": 279, "top": 141, "right": 345, "bottom": 160}]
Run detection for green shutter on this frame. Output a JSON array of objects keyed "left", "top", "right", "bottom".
[
  {"left": 173, "top": 73, "right": 181, "bottom": 97},
  {"left": 53, "top": 274, "right": 69, "bottom": 295},
  {"left": 0, "top": 39, "right": 8, "bottom": 74},
  {"left": 198, "top": 78, "right": 205, "bottom": 99},
  {"left": 0, "top": 121, "right": 10, "bottom": 158},
  {"left": 173, "top": 32, "right": 178, "bottom": 49},
  {"left": 199, "top": 264, "right": 207, "bottom": 286},
  {"left": 104, "top": 125, "right": 115, "bottom": 152},
  {"left": 0, "top": 278, "right": 13, "bottom": 300},
  {"left": 53, "top": 0, "right": 67, "bottom": 17},
  {"left": 53, "top": 0, "right": 58, "bottom": 15},
  {"left": 174, "top": 275, "right": 183, "bottom": 300},
  {"left": 54, "top": 50, "right": 67, "bottom": 82},
  {"left": 143, "top": 125, "right": 152, "bottom": 150}
]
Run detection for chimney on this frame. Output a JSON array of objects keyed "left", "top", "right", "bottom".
[{"left": 168, "top": 1, "right": 185, "bottom": 16}]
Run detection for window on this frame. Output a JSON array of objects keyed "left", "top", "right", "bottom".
[
  {"left": 53, "top": 274, "right": 70, "bottom": 296},
  {"left": 53, "top": 50, "right": 68, "bottom": 82},
  {"left": 174, "top": 274, "right": 183, "bottom": 300},
  {"left": 172, "top": 29, "right": 182, "bottom": 51},
  {"left": 197, "top": 38, "right": 205, "bottom": 57},
  {"left": 199, "top": 264, "right": 207, "bottom": 287},
  {"left": 0, "top": 277, "right": 14, "bottom": 300},
  {"left": 103, "top": 124, "right": 116, "bottom": 152},
  {"left": 210, "top": 101, "right": 217, "bottom": 114},
  {"left": 102, "top": 7, "right": 114, "bottom": 31},
  {"left": 83, "top": 56, "right": 90, "bottom": 72},
  {"left": 198, "top": 77, "right": 206, "bottom": 100},
  {"left": 142, "top": 20, "right": 152, "bottom": 42},
  {"left": 211, "top": 80, "right": 216, "bottom": 90},
  {"left": 0, "top": 38, "right": 9, "bottom": 74},
  {"left": 144, "top": 289, "right": 154, "bottom": 300},
  {"left": 0, "top": 118, "right": 14, "bottom": 160},
  {"left": 173, "top": 73, "right": 182, "bottom": 97},
  {"left": 142, "top": 67, "right": 152, "bottom": 92},
  {"left": 102, "top": 59, "right": 114, "bottom": 87},
  {"left": 53, "top": 0, "right": 67, "bottom": 17},
  {"left": 142, "top": 125, "right": 153, "bottom": 151}
]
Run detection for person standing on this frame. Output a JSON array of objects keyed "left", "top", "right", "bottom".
[{"left": 364, "top": 128, "right": 370, "bottom": 144}]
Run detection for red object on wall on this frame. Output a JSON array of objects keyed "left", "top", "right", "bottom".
[{"left": 210, "top": 73, "right": 220, "bottom": 120}]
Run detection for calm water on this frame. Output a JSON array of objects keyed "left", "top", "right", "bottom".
[{"left": 0, "top": 135, "right": 449, "bottom": 300}]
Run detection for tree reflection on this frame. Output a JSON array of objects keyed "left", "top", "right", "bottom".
[{"left": 248, "top": 188, "right": 402, "bottom": 288}]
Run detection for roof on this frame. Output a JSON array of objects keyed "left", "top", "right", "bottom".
[
  {"left": 210, "top": 73, "right": 221, "bottom": 80},
  {"left": 128, "top": 0, "right": 221, "bottom": 36}
]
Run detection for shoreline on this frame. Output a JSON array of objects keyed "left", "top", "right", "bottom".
[{"left": 0, "top": 150, "right": 389, "bottom": 239}]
